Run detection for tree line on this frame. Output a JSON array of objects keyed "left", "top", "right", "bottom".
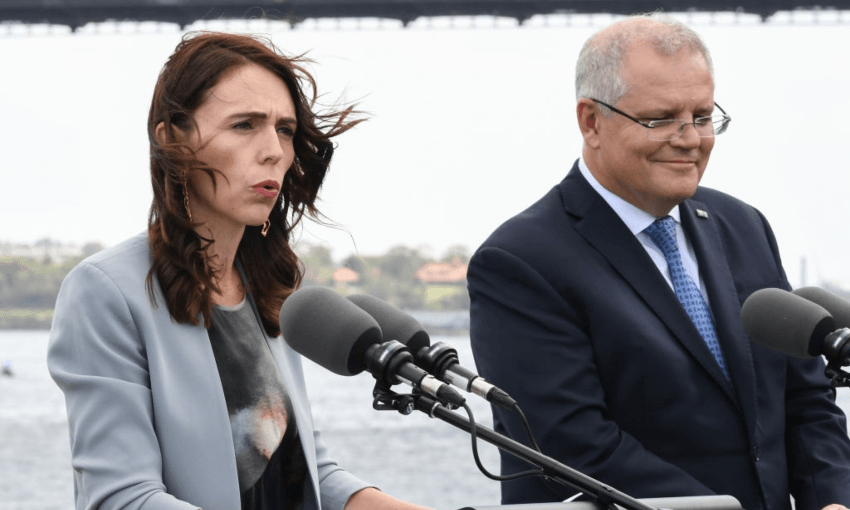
[
  {"left": 297, "top": 243, "right": 471, "bottom": 311},
  {"left": 0, "top": 242, "right": 471, "bottom": 329}
]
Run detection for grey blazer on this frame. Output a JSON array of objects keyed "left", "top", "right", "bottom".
[{"left": 48, "top": 232, "right": 370, "bottom": 510}]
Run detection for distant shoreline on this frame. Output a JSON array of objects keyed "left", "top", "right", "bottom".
[
  {"left": 0, "top": 308, "right": 470, "bottom": 333},
  {"left": 0, "top": 309, "right": 53, "bottom": 330}
]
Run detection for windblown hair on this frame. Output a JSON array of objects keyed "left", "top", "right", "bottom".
[
  {"left": 575, "top": 13, "right": 714, "bottom": 112},
  {"left": 146, "top": 31, "right": 361, "bottom": 336}
]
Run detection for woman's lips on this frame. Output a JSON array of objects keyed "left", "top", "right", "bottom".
[{"left": 252, "top": 180, "right": 280, "bottom": 198}]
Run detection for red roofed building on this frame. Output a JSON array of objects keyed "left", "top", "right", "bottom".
[
  {"left": 332, "top": 266, "right": 360, "bottom": 283},
  {"left": 414, "top": 258, "right": 467, "bottom": 284}
]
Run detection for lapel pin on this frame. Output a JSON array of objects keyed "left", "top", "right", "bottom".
[{"left": 696, "top": 209, "right": 709, "bottom": 219}]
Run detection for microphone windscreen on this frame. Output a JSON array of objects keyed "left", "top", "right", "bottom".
[
  {"left": 741, "top": 287, "right": 834, "bottom": 359},
  {"left": 792, "top": 287, "right": 850, "bottom": 330},
  {"left": 279, "top": 286, "right": 382, "bottom": 376},
  {"left": 347, "top": 294, "right": 431, "bottom": 353}
]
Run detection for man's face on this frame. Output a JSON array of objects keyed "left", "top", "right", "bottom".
[{"left": 590, "top": 42, "right": 716, "bottom": 217}]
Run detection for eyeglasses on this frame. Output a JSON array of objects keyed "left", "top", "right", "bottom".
[{"left": 590, "top": 98, "right": 731, "bottom": 142}]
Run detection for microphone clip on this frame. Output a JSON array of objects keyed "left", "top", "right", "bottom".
[
  {"left": 372, "top": 383, "right": 417, "bottom": 415},
  {"left": 372, "top": 383, "right": 462, "bottom": 415}
]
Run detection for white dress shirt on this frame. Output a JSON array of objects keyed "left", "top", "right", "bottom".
[{"left": 577, "top": 157, "right": 710, "bottom": 303}]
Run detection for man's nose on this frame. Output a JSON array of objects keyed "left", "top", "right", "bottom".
[{"left": 671, "top": 121, "right": 702, "bottom": 147}]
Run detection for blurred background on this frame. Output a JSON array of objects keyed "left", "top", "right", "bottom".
[{"left": 3, "top": 2, "right": 850, "bottom": 509}]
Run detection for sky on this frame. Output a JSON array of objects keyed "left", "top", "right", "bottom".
[{"left": 2, "top": 10, "right": 850, "bottom": 288}]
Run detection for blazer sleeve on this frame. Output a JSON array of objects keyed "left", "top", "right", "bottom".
[
  {"left": 468, "top": 246, "right": 715, "bottom": 503},
  {"left": 757, "top": 211, "right": 850, "bottom": 510},
  {"left": 313, "top": 427, "right": 374, "bottom": 510},
  {"left": 785, "top": 354, "right": 850, "bottom": 510},
  {"left": 47, "top": 261, "right": 199, "bottom": 510}
]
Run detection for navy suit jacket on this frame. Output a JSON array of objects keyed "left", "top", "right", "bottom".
[{"left": 468, "top": 162, "right": 850, "bottom": 510}]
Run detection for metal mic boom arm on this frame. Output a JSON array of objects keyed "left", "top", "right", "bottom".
[{"left": 410, "top": 393, "right": 658, "bottom": 510}]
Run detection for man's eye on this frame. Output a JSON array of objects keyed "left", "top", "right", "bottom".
[{"left": 233, "top": 121, "right": 252, "bottom": 130}]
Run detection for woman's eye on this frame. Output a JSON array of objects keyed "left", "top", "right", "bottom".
[{"left": 278, "top": 126, "right": 295, "bottom": 137}]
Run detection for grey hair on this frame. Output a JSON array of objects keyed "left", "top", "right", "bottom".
[{"left": 575, "top": 13, "right": 714, "bottom": 113}]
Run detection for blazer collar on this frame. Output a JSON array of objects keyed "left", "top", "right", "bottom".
[{"left": 560, "top": 163, "right": 741, "bottom": 404}]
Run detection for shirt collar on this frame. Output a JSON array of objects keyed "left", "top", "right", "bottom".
[{"left": 577, "top": 156, "right": 681, "bottom": 235}]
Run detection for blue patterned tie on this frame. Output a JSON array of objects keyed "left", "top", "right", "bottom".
[{"left": 644, "top": 216, "right": 728, "bottom": 378}]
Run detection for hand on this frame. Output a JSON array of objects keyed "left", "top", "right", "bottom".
[
  {"left": 345, "top": 487, "right": 433, "bottom": 510},
  {"left": 822, "top": 504, "right": 849, "bottom": 510}
]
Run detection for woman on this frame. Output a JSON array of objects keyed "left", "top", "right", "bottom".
[{"left": 48, "top": 32, "right": 430, "bottom": 510}]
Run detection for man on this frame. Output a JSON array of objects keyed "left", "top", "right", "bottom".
[{"left": 468, "top": 14, "right": 850, "bottom": 510}]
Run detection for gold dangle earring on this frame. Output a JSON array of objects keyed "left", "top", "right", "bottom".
[
  {"left": 183, "top": 184, "right": 193, "bottom": 223},
  {"left": 261, "top": 219, "right": 270, "bottom": 237}
]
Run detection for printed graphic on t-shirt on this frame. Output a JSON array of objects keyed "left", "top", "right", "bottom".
[{"left": 209, "top": 299, "right": 290, "bottom": 492}]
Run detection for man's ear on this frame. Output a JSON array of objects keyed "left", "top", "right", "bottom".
[{"left": 577, "top": 99, "right": 602, "bottom": 149}]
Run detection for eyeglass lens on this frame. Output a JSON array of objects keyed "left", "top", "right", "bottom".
[{"left": 647, "top": 118, "right": 727, "bottom": 141}]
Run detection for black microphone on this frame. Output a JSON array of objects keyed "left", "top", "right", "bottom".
[
  {"left": 347, "top": 294, "right": 517, "bottom": 409},
  {"left": 279, "top": 286, "right": 465, "bottom": 407},
  {"left": 793, "top": 287, "right": 850, "bottom": 329},
  {"left": 741, "top": 288, "right": 850, "bottom": 365}
]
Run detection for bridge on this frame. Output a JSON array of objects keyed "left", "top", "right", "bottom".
[{"left": 0, "top": 0, "right": 847, "bottom": 30}]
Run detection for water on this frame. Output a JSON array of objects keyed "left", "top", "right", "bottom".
[
  {"left": 0, "top": 331, "right": 73, "bottom": 510},
  {"left": 7, "top": 331, "right": 850, "bottom": 510},
  {"left": 0, "top": 331, "right": 501, "bottom": 510}
]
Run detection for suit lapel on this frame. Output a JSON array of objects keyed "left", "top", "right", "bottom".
[
  {"left": 560, "top": 165, "right": 737, "bottom": 402},
  {"left": 680, "top": 198, "right": 757, "bottom": 427}
]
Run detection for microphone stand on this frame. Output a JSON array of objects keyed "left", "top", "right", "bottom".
[
  {"left": 823, "top": 328, "right": 850, "bottom": 388},
  {"left": 371, "top": 384, "right": 658, "bottom": 510},
  {"left": 825, "top": 361, "right": 850, "bottom": 388}
]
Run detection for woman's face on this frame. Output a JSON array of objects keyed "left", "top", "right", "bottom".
[{"left": 185, "top": 62, "right": 297, "bottom": 237}]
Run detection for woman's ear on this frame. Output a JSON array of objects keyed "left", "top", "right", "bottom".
[
  {"left": 154, "top": 122, "right": 169, "bottom": 145},
  {"left": 154, "top": 121, "right": 188, "bottom": 145}
]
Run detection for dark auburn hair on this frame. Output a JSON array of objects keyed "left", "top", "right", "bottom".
[{"left": 146, "top": 31, "right": 361, "bottom": 336}]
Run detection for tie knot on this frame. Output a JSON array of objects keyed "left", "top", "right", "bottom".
[{"left": 644, "top": 216, "right": 678, "bottom": 257}]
